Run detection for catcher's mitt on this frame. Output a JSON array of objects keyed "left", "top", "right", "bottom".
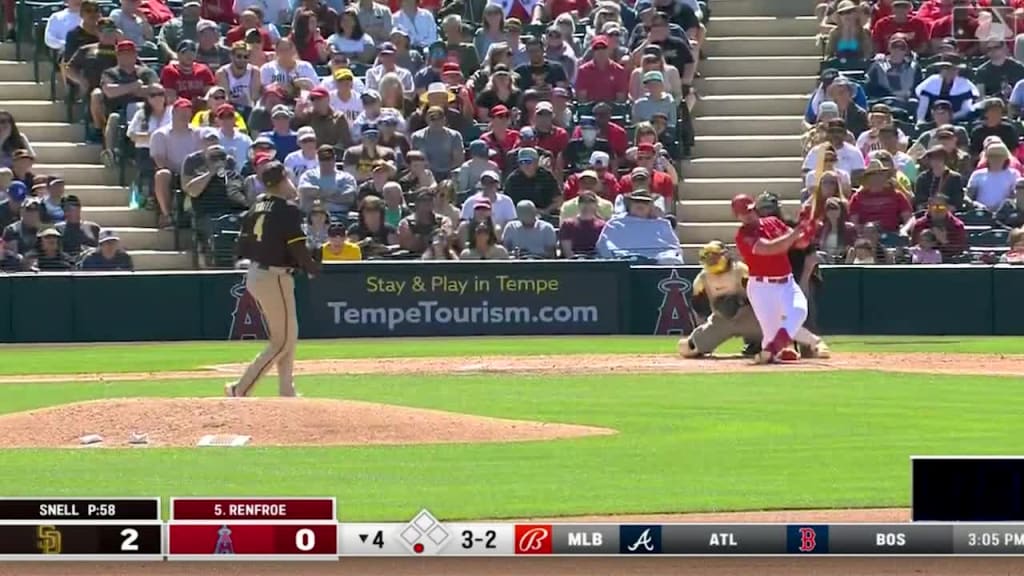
[{"left": 713, "top": 294, "right": 745, "bottom": 319}]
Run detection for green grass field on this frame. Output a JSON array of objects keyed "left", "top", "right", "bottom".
[{"left": 1, "top": 336, "right": 1022, "bottom": 521}]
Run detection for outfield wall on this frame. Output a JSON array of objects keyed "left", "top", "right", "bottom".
[{"left": 0, "top": 263, "right": 1021, "bottom": 342}]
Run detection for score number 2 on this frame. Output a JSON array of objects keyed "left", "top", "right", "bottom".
[
  {"left": 120, "top": 528, "right": 139, "bottom": 551},
  {"left": 461, "top": 530, "right": 496, "bottom": 549}
]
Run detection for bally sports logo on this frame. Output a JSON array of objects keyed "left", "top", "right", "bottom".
[{"left": 514, "top": 525, "right": 552, "bottom": 555}]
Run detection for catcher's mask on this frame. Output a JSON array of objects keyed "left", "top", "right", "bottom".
[{"left": 699, "top": 241, "right": 729, "bottom": 274}]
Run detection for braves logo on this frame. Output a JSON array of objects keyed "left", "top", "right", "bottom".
[
  {"left": 798, "top": 527, "right": 817, "bottom": 552},
  {"left": 514, "top": 525, "right": 552, "bottom": 555},
  {"left": 228, "top": 279, "right": 267, "bottom": 341},
  {"left": 653, "top": 269, "right": 697, "bottom": 335}
]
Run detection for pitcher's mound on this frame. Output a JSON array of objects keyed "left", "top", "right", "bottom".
[{"left": 0, "top": 398, "right": 616, "bottom": 448}]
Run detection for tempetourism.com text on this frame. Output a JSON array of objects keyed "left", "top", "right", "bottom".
[{"left": 326, "top": 301, "right": 600, "bottom": 330}]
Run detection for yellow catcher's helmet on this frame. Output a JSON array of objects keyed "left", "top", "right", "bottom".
[{"left": 699, "top": 241, "right": 730, "bottom": 274}]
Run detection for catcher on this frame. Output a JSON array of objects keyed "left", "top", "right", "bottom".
[{"left": 678, "top": 241, "right": 763, "bottom": 358}]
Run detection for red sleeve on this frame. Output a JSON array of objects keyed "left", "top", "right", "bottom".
[
  {"left": 563, "top": 175, "right": 579, "bottom": 200},
  {"left": 226, "top": 27, "right": 241, "bottom": 44},
  {"left": 911, "top": 18, "right": 930, "bottom": 50},
  {"left": 556, "top": 128, "right": 569, "bottom": 154},
  {"left": 654, "top": 173, "right": 673, "bottom": 199},
  {"left": 948, "top": 218, "right": 968, "bottom": 252},
  {"left": 735, "top": 226, "right": 758, "bottom": 248},
  {"left": 929, "top": 16, "right": 950, "bottom": 40},
  {"left": 871, "top": 18, "right": 892, "bottom": 54},
  {"left": 197, "top": 64, "right": 216, "bottom": 86},
  {"left": 896, "top": 190, "right": 912, "bottom": 215},
  {"left": 617, "top": 176, "right": 631, "bottom": 195},
  {"left": 160, "top": 65, "right": 178, "bottom": 92},
  {"left": 847, "top": 191, "right": 863, "bottom": 220},
  {"left": 574, "top": 65, "right": 593, "bottom": 96},
  {"left": 603, "top": 174, "right": 619, "bottom": 198}
]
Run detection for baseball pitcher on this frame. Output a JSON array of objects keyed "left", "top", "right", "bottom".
[{"left": 678, "top": 241, "right": 763, "bottom": 358}]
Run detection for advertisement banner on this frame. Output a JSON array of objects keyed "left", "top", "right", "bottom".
[
  {"left": 306, "top": 262, "right": 628, "bottom": 337},
  {"left": 627, "top": 266, "right": 701, "bottom": 335}
]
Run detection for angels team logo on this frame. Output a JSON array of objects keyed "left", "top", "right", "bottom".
[
  {"left": 228, "top": 279, "right": 267, "bottom": 340},
  {"left": 653, "top": 269, "right": 697, "bottom": 335},
  {"left": 214, "top": 525, "right": 235, "bottom": 554}
]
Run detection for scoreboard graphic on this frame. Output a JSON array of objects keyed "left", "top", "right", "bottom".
[{"left": 11, "top": 458, "right": 1024, "bottom": 560}]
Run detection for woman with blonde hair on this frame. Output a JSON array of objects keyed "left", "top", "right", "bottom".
[
  {"left": 474, "top": 61, "right": 521, "bottom": 122},
  {"left": 967, "top": 141, "right": 1021, "bottom": 210},
  {"left": 378, "top": 73, "right": 416, "bottom": 118},
  {"left": 432, "top": 180, "right": 462, "bottom": 225},
  {"left": 824, "top": 0, "right": 872, "bottom": 60},
  {"left": 805, "top": 169, "right": 848, "bottom": 223}
]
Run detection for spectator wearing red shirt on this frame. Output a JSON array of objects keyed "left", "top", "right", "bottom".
[
  {"left": 481, "top": 105, "right": 520, "bottom": 173},
  {"left": 848, "top": 159, "right": 914, "bottom": 233},
  {"left": 200, "top": 0, "right": 236, "bottom": 25},
  {"left": 292, "top": 9, "right": 328, "bottom": 64},
  {"left": 226, "top": 9, "right": 274, "bottom": 50},
  {"left": 563, "top": 151, "right": 619, "bottom": 201},
  {"left": 909, "top": 193, "right": 967, "bottom": 261},
  {"left": 616, "top": 143, "right": 674, "bottom": 201},
  {"left": 541, "top": 0, "right": 589, "bottom": 21},
  {"left": 917, "top": 0, "right": 957, "bottom": 25},
  {"left": 160, "top": 40, "right": 216, "bottom": 103},
  {"left": 573, "top": 101, "right": 628, "bottom": 159},
  {"left": 532, "top": 101, "right": 569, "bottom": 176},
  {"left": 872, "top": 0, "right": 930, "bottom": 53},
  {"left": 929, "top": 8, "right": 980, "bottom": 55},
  {"left": 575, "top": 35, "right": 629, "bottom": 103},
  {"left": 871, "top": 0, "right": 894, "bottom": 27}
]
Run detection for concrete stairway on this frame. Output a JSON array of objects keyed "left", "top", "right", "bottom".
[
  {"left": 681, "top": 0, "right": 819, "bottom": 261},
  {"left": 0, "top": 42, "right": 190, "bottom": 269}
]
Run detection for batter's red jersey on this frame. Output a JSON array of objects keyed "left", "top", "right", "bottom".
[{"left": 734, "top": 216, "right": 793, "bottom": 277}]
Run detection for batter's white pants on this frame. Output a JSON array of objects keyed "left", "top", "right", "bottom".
[{"left": 746, "top": 275, "right": 810, "bottom": 349}]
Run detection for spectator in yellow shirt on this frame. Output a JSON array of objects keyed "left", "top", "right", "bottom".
[
  {"left": 320, "top": 223, "right": 363, "bottom": 261},
  {"left": 191, "top": 86, "right": 249, "bottom": 132}
]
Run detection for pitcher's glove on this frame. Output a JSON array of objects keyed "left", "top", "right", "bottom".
[{"left": 713, "top": 294, "right": 744, "bottom": 319}]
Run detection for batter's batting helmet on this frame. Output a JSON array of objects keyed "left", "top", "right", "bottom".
[{"left": 731, "top": 194, "right": 755, "bottom": 215}]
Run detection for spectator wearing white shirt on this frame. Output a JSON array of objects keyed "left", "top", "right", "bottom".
[
  {"left": 327, "top": 7, "right": 376, "bottom": 64},
  {"left": 259, "top": 37, "right": 319, "bottom": 93},
  {"left": 803, "top": 120, "right": 866, "bottom": 182},
  {"left": 392, "top": 0, "right": 437, "bottom": 50},
  {"left": 284, "top": 127, "right": 320, "bottom": 182},
  {"left": 214, "top": 103, "right": 253, "bottom": 164},
  {"left": 329, "top": 68, "right": 365, "bottom": 125},
  {"left": 967, "top": 141, "right": 1021, "bottom": 211},
  {"left": 319, "top": 51, "right": 367, "bottom": 94},
  {"left": 503, "top": 200, "right": 557, "bottom": 258},
  {"left": 365, "top": 42, "right": 414, "bottom": 94},
  {"left": 233, "top": 0, "right": 291, "bottom": 26},
  {"left": 460, "top": 171, "right": 516, "bottom": 227},
  {"left": 44, "top": 0, "right": 83, "bottom": 52}
]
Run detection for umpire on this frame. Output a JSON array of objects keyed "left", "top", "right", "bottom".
[{"left": 226, "top": 153, "right": 322, "bottom": 398}]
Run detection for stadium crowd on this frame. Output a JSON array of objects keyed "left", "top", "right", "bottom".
[
  {"left": 806, "top": 0, "right": 1024, "bottom": 265},
  {"left": 0, "top": 0, "right": 708, "bottom": 270}
]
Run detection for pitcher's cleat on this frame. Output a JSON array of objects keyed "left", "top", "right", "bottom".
[{"left": 777, "top": 348, "right": 801, "bottom": 362}]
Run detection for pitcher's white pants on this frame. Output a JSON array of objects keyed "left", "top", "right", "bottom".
[{"left": 746, "top": 275, "right": 811, "bottom": 349}]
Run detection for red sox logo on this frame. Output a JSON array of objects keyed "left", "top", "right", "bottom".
[
  {"left": 228, "top": 279, "right": 267, "bottom": 341},
  {"left": 653, "top": 269, "right": 697, "bottom": 335},
  {"left": 798, "top": 527, "right": 817, "bottom": 552}
]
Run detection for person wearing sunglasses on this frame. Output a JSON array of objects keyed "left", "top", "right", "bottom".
[
  {"left": 907, "top": 194, "right": 967, "bottom": 263},
  {"left": 216, "top": 41, "right": 261, "bottom": 117}
]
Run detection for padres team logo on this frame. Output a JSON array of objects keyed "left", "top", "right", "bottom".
[{"left": 37, "top": 525, "right": 62, "bottom": 554}]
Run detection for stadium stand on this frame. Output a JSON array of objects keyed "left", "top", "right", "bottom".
[{"left": 1, "top": 0, "right": 1023, "bottom": 272}]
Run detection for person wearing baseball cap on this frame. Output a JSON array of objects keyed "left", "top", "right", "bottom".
[
  {"left": 633, "top": 70, "right": 677, "bottom": 125},
  {"left": 594, "top": 182, "right": 681, "bottom": 263},
  {"left": 160, "top": 39, "right": 216, "bottom": 103},
  {"left": 410, "top": 105, "right": 465, "bottom": 180},
  {"left": 529, "top": 101, "right": 569, "bottom": 166},
  {"left": 576, "top": 34, "right": 628, "bottom": 103},
  {"left": 455, "top": 139, "right": 499, "bottom": 196},
  {"left": 150, "top": 96, "right": 203, "bottom": 228},
  {"left": 295, "top": 143, "right": 358, "bottom": 214},
  {"left": 263, "top": 104, "right": 299, "bottom": 160},
  {"left": 80, "top": 229, "right": 134, "bottom": 270},
  {"left": 211, "top": 103, "right": 251, "bottom": 164},
  {"left": 54, "top": 194, "right": 101, "bottom": 258},
  {"left": 479, "top": 104, "right": 518, "bottom": 172},
  {"left": 320, "top": 222, "right": 362, "bottom": 262},
  {"left": 28, "top": 226, "right": 76, "bottom": 271},
  {"left": 302, "top": 85, "right": 352, "bottom": 152},
  {"left": 560, "top": 168, "right": 615, "bottom": 221},
  {"left": 504, "top": 146, "right": 561, "bottom": 216},
  {"left": 459, "top": 168, "right": 517, "bottom": 228},
  {"left": 366, "top": 41, "right": 415, "bottom": 94},
  {"left": 563, "top": 115, "right": 613, "bottom": 174}
]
